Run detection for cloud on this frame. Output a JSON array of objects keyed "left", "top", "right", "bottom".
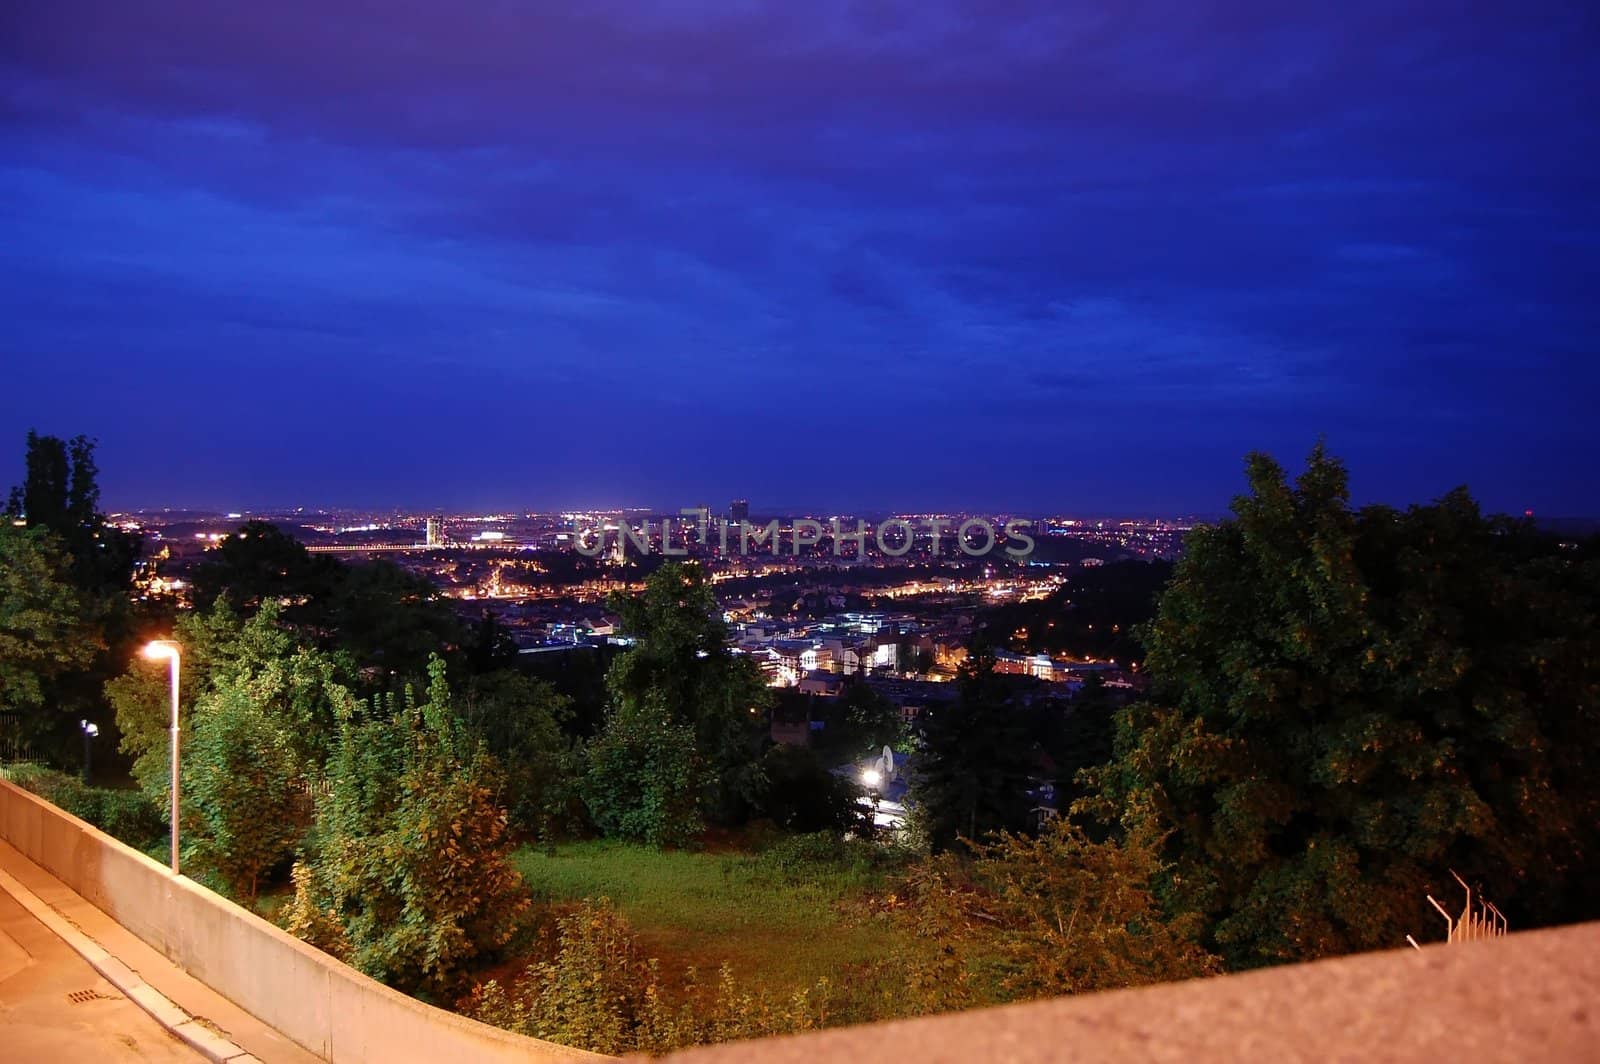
[{"left": 1, "top": 1, "right": 1597, "bottom": 510}]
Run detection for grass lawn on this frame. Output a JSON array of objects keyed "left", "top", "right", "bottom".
[{"left": 511, "top": 837, "right": 910, "bottom": 997}]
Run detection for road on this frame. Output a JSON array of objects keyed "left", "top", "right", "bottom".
[{"left": 0, "top": 880, "right": 203, "bottom": 1062}]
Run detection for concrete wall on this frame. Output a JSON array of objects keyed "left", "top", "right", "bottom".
[
  {"left": 0, "top": 777, "right": 603, "bottom": 1063},
  {"left": 663, "top": 918, "right": 1600, "bottom": 1063}
]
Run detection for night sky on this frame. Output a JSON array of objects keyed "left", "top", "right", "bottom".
[{"left": 2, "top": 3, "right": 1596, "bottom": 515}]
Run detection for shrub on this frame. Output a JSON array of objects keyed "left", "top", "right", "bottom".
[{"left": 466, "top": 898, "right": 832, "bottom": 1054}]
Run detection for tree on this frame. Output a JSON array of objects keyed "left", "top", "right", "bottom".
[
  {"left": 107, "top": 599, "right": 349, "bottom": 803},
  {"left": 308, "top": 559, "right": 463, "bottom": 677},
  {"left": 1090, "top": 445, "right": 1600, "bottom": 968},
  {"left": 6, "top": 431, "right": 138, "bottom": 596},
  {"left": 0, "top": 525, "right": 101, "bottom": 711},
  {"left": 185, "top": 673, "right": 307, "bottom": 898},
  {"left": 600, "top": 562, "right": 769, "bottom": 830},
  {"left": 838, "top": 679, "right": 904, "bottom": 752},
  {"left": 910, "top": 644, "right": 1036, "bottom": 852},
  {"left": 461, "top": 668, "right": 579, "bottom": 839},
  {"left": 5, "top": 432, "right": 138, "bottom": 766},
  {"left": 1049, "top": 673, "right": 1120, "bottom": 815},
  {"left": 188, "top": 520, "right": 334, "bottom": 614},
  {"left": 190, "top": 523, "right": 464, "bottom": 679},
  {"left": 0, "top": 525, "right": 102, "bottom": 753},
  {"left": 583, "top": 702, "right": 704, "bottom": 847},
  {"left": 302, "top": 657, "right": 530, "bottom": 998},
  {"left": 754, "top": 744, "right": 868, "bottom": 834}
]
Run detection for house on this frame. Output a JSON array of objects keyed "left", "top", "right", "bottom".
[{"left": 798, "top": 670, "right": 844, "bottom": 697}]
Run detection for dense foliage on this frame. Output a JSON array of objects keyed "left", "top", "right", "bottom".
[
  {"left": 460, "top": 668, "right": 579, "bottom": 840},
  {"left": 300, "top": 656, "right": 524, "bottom": 998},
  {"left": 0, "top": 525, "right": 99, "bottom": 720},
  {"left": 2, "top": 432, "right": 137, "bottom": 765},
  {"left": 586, "top": 562, "right": 771, "bottom": 841},
  {"left": 190, "top": 519, "right": 464, "bottom": 677},
  {"left": 1090, "top": 446, "right": 1600, "bottom": 967},
  {"left": 910, "top": 644, "right": 1036, "bottom": 852},
  {"left": 299, "top": 657, "right": 532, "bottom": 998},
  {"left": 884, "top": 814, "right": 1218, "bottom": 1012},
  {"left": 184, "top": 671, "right": 308, "bottom": 898},
  {"left": 466, "top": 898, "right": 831, "bottom": 1055}
]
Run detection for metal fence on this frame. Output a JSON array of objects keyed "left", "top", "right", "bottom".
[{"left": 0, "top": 713, "right": 36, "bottom": 765}]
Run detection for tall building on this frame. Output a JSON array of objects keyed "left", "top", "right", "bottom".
[
  {"left": 730, "top": 499, "right": 750, "bottom": 524},
  {"left": 425, "top": 515, "right": 444, "bottom": 547}
]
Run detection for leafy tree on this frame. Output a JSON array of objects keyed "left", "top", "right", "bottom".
[
  {"left": 1090, "top": 445, "right": 1600, "bottom": 968},
  {"left": 308, "top": 559, "right": 463, "bottom": 677},
  {"left": 189, "top": 520, "right": 334, "bottom": 614},
  {"left": 4, "top": 432, "right": 137, "bottom": 766},
  {"left": 910, "top": 644, "right": 1035, "bottom": 852},
  {"left": 583, "top": 702, "right": 704, "bottom": 847},
  {"left": 461, "top": 669, "right": 580, "bottom": 839},
  {"left": 0, "top": 525, "right": 101, "bottom": 726},
  {"left": 185, "top": 673, "right": 307, "bottom": 898},
  {"left": 838, "top": 678, "right": 904, "bottom": 752},
  {"left": 302, "top": 656, "right": 530, "bottom": 998},
  {"left": 190, "top": 523, "right": 463, "bottom": 679},
  {"left": 6, "top": 431, "right": 138, "bottom": 596},
  {"left": 602, "top": 562, "right": 770, "bottom": 829},
  {"left": 1049, "top": 673, "right": 1120, "bottom": 815},
  {"left": 107, "top": 599, "right": 349, "bottom": 803}
]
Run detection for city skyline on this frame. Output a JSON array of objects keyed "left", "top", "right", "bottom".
[{"left": 3, "top": 3, "right": 1597, "bottom": 513}]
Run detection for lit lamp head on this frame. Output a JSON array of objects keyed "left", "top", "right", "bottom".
[
  {"left": 142, "top": 640, "right": 180, "bottom": 662},
  {"left": 861, "top": 768, "right": 882, "bottom": 788}
]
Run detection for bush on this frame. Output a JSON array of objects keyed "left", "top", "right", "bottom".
[
  {"left": 466, "top": 898, "right": 831, "bottom": 1054},
  {"left": 296, "top": 658, "right": 532, "bottom": 999},
  {"left": 582, "top": 704, "right": 704, "bottom": 847},
  {"left": 96, "top": 789, "right": 167, "bottom": 847}
]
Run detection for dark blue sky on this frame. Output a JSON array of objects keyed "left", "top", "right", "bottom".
[{"left": 2, "top": 3, "right": 1596, "bottom": 515}]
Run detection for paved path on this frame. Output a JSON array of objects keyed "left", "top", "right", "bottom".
[
  {"left": 0, "top": 879, "right": 202, "bottom": 1061},
  {"left": 0, "top": 841, "right": 319, "bottom": 1063}
]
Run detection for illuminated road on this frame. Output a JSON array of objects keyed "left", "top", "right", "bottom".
[{"left": 0, "top": 882, "right": 202, "bottom": 1062}]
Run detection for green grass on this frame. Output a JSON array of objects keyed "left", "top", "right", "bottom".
[{"left": 511, "top": 836, "right": 910, "bottom": 995}]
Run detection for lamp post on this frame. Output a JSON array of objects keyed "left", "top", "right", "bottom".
[
  {"left": 79, "top": 720, "right": 99, "bottom": 783},
  {"left": 142, "top": 640, "right": 182, "bottom": 874}
]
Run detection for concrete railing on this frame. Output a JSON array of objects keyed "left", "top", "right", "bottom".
[
  {"left": 0, "top": 776, "right": 603, "bottom": 1063},
  {"left": 663, "top": 912, "right": 1600, "bottom": 1063}
]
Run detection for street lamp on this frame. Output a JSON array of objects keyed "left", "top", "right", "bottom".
[
  {"left": 79, "top": 720, "right": 99, "bottom": 783},
  {"left": 141, "top": 640, "right": 181, "bottom": 874}
]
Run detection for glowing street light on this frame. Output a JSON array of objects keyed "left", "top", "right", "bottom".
[
  {"left": 861, "top": 768, "right": 882, "bottom": 789},
  {"left": 142, "top": 639, "right": 182, "bottom": 874},
  {"left": 79, "top": 720, "right": 99, "bottom": 783}
]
